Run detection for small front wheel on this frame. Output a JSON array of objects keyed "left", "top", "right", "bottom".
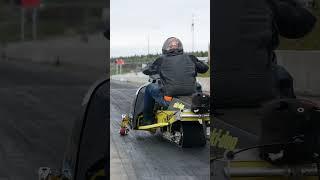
[{"left": 119, "top": 127, "right": 127, "bottom": 136}]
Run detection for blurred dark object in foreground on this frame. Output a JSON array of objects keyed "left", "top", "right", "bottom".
[
  {"left": 269, "top": 0, "right": 317, "bottom": 39},
  {"left": 260, "top": 98, "right": 320, "bottom": 165},
  {"left": 212, "top": 0, "right": 316, "bottom": 108},
  {"left": 103, "top": 29, "right": 109, "bottom": 39}
]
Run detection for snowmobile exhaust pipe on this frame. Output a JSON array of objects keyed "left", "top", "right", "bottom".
[
  {"left": 224, "top": 166, "right": 318, "bottom": 177},
  {"left": 180, "top": 114, "right": 210, "bottom": 118}
]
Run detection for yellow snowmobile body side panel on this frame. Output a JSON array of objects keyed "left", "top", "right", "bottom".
[
  {"left": 178, "top": 111, "right": 210, "bottom": 122},
  {"left": 138, "top": 123, "right": 169, "bottom": 130},
  {"left": 138, "top": 111, "right": 175, "bottom": 130},
  {"left": 137, "top": 111, "right": 209, "bottom": 130}
]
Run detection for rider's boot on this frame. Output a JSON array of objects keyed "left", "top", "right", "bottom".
[{"left": 141, "top": 116, "right": 155, "bottom": 126}]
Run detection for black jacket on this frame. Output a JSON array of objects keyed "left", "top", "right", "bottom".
[
  {"left": 143, "top": 52, "right": 209, "bottom": 76},
  {"left": 143, "top": 50, "right": 208, "bottom": 96}
]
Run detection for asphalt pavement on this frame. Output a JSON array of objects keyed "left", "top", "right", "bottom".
[
  {"left": 0, "top": 59, "right": 103, "bottom": 179},
  {"left": 2, "top": 57, "right": 318, "bottom": 179},
  {"left": 110, "top": 81, "right": 210, "bottom": 180}
]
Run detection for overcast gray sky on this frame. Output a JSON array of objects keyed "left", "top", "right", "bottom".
[{"left": 110, "top": 0, "right": 210, "bottom": 57}]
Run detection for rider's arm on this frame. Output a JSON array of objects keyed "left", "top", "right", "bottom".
[
  {"left": 142, "top": 58, "right": 162, "bottom": 75},
  {"left": 189, "top": 55, "right": 209, "bottom": 74}
]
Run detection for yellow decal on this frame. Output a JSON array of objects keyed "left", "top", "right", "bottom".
[
  {"left": 90, "top": 169, "right": 105, "bottom": 180},
  {"left": 173, "top": 102, "right": 185, "bottom": 110},
  {"left": 210, "top": 128, "right": 238, "bottom": 151}
]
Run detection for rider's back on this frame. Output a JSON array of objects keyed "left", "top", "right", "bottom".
[
  {"left": 212, "top": 0, "right": 275, "bottom": 108},
  {"left": 160, "top": 54, "right": 196, "bottom": 96}
]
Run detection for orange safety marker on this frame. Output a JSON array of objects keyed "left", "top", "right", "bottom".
[{"left": 164, "top": 96, "right": 173, "bottom": 102}]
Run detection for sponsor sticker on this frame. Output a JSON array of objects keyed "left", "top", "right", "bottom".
[
  {"left": 173, "top": 102, "right": 185, "bottom": 110},
  {"left": 210, "top": 128, "right": 238, "bottom": 151}
]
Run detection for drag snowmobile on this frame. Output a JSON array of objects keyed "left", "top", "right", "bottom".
[
  {"left": 119, "top": 75, "right": 210, "bottom": 147},
  {"left": 211, "top": 98, "right": 320, "bottom": 180},
  {"left": 212, "top": 147, "right": 320, "bottom": 180},
  {"left": 211, "top": 0, "right": 319, "bottom": 178}
]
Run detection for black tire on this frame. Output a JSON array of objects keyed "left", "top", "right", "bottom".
[{"left": 179, "top": 122, "right": 206, "bottom": 148}]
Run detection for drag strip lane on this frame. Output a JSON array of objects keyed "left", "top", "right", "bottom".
[{"left": 110, "top": 81, "right": 210, "bottom": 180}]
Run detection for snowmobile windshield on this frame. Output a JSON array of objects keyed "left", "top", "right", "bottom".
[{"left": 162, "top": 37, "right": 183, "bottom": 54}]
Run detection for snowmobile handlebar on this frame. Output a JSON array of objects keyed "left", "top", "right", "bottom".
[{"left": 148, "top": 74, "right": 161, "bottom": 83}]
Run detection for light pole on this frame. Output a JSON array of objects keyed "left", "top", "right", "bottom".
[
  {"left": 147, "top": 35, "right": 150, "bottom": 55},
  {"left": 32, "top": 7, "right": 37, "bottom": 40},
  {"left": 21, "top": 7, "right": 25, "bottom": 41},
  {"left": 191, "top": 14, "right": 195, "bottom": 52}
]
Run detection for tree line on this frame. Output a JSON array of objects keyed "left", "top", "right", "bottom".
[{"left": 111, "top": 51, "right": 208, "bottom": 64}]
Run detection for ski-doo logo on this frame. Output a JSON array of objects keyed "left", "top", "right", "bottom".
[
  {"left": 173, "top": 102, "right": 185, "bottom": 110},
  {"left": 210, "top": 128, "right": 238, "bottom": 151}
]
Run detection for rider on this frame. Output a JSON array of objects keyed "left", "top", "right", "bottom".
[
  {"left": 268, "top": 0, "right": 316, "bottom": 99},
  {"left": 141, "top": 37, "right": 209, "bottom": 125}
]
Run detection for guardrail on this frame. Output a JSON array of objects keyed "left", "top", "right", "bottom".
[
  {"left": 111, "top": 72, "right": 210, "bottom": 92},
  {"left": 2, "top": 33, "right": 108, "bottom": 71}
]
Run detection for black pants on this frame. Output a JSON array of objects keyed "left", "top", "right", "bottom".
[{"left": 273, "top": 64, "right": 296, "bottom": 98}]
